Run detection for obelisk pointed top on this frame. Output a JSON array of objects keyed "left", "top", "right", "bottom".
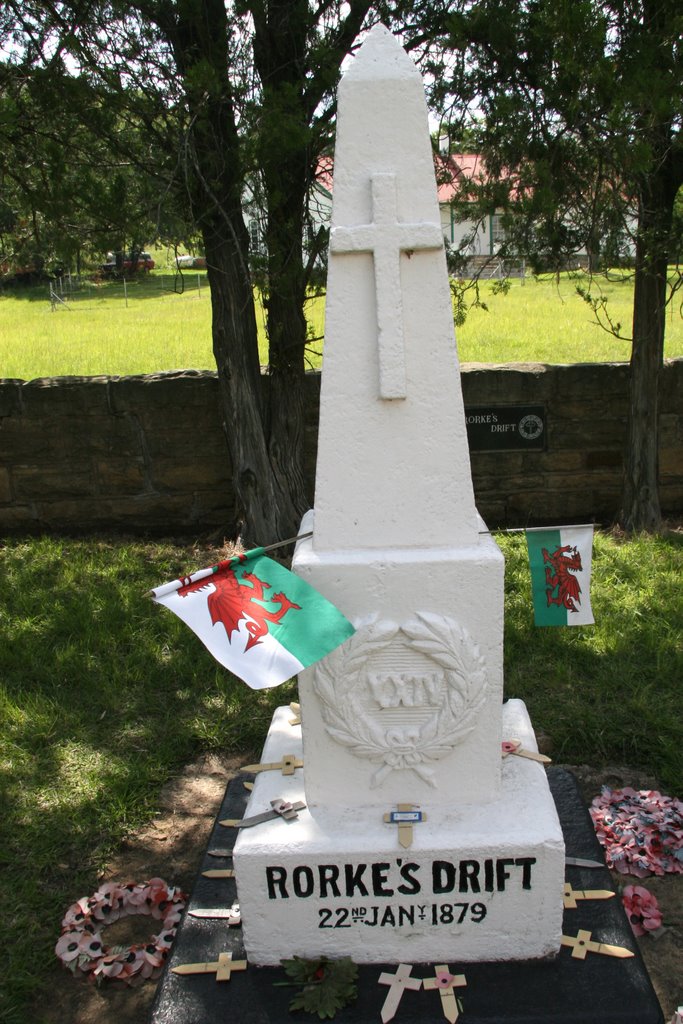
[
  {"left": 345, "top": 24, "right": 420, "bottom": 82},
  {"left": 312, "top": 27, "right": 479, "bottom": 550}
]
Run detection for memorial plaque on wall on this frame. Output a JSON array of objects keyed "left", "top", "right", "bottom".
[{"left": 465, "top": 405, "right": 546, "bottom": 452}]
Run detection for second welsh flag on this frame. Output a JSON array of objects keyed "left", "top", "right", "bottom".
[
  {"left": 151, "top": 548, "right": 355, "bottom": 689},
  {"left": 526, "top": 526, "right": 595, "bottom": 627}
]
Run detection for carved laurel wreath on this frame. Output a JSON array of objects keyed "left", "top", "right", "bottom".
[{"left": 313, "top": 612, "right": 488, "bottom": 787}]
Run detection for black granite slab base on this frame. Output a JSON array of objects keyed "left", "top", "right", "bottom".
[{"left": 150, "top": 768, "right": 664, "bottom": 1024}]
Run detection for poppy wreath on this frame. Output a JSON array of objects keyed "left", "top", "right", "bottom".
[
  {"left": 590, "top": 787, "right": 683, "bottom": 877},
  {"left": 55, "top": 877, "right": 187, "bottom": 983}
]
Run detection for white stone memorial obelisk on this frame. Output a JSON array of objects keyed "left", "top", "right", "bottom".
[{"left": 234, "top": 24, "right": 564, "bottom": 965}]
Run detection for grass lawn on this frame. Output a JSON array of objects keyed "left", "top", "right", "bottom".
[
  {"left": 0, "top": 536, "right": 294, "bottom": 1023},
  {"left": 1, "top": 530, "right": 681, "bottom": 1023},
  {"left": 1, "top": 270, "right": 682, "bottom": 380},
  {"left": 454, "top": 271, "right": 683, "bottom": 363}
]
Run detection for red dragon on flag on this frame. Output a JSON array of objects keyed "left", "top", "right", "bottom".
[
  {"left": 177, "top": 560, "right": 301, "bottom": 650},
  {"left": 542, "top": 544, "right": 583, "bottom": 612}
]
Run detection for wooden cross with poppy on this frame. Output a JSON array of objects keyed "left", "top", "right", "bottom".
[{"left": 423, "top": 965, "right": 467, "bottom": 1022}]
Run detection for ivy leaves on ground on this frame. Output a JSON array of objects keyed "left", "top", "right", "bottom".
[{"left": 280, "top": 956, "right": 359, "bottom": 1019}]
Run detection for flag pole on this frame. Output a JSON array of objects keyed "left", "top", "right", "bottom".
[
  {"left": 479, "top": 523, "right": 598, "bottom": 535},
  {"left": 147, "top": 531, "right": 313, "bottom": 600},
  {"left": 258, "top": 531, "right": 313, "bottom": 554}
]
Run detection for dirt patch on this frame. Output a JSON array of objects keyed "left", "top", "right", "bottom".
[{"left": 39, "top": 759, "right": 681, "bottom": 1023}]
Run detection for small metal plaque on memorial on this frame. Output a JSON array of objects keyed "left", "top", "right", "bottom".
[{"left": 465, "top": 405, "right": 546, "bottom": 452}]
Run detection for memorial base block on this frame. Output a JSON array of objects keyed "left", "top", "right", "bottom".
[
  {"left": 150, "top": 766, "right": 664, "bottom": 1024},
  {"left": 234, "top": 700, "right": 564, "bottom": 965}
]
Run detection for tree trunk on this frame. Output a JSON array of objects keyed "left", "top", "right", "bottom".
[
  {"left": 617, "top": 0, "right": 682, "bottom": 534},
  {"left": 203, "top": 208, "right": 308, "bottom": 544},
  {"left": 260, "top": 154, "right": 310, "bottom": 531},
  {"left": 166, "top": 0, "right": 306, "bottom": 545},
  {"left": 252, "top": 0, "right": 318, "bottom": 534},
  {"left": 263, "top": 279, "right": 310, "bottom": 530},
  {"left": 619, "top": 177, "right": 675, "bottom": 532}
]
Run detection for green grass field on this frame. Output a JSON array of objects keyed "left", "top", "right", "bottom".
[
  {"left": 0, "top": 530, "right": 681, "bottom": 1023},
  {"left": 2, "top": 269, "right": 681, "bottom": 379}
]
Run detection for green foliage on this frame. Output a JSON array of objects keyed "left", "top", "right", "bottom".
[
  {"left": 0, "top": 57, "right": 166, "bottom": 274},
  {"left": 576, "top": 281, "right": 624, "bottom": 340},
  {"left": 418, "top": 0, "right": 683, "bottom": 528},
  {"left": 280, "top": 957, "right": 358, "bottom": 1018},
  {"left": 420, "top": 0, "right": 682, "bottom": 290}
]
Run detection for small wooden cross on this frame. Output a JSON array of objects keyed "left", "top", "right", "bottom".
[
  {"left": 501, "top": 739, "right": 551, "bottom": 764},
  {"left": 172, "top": 951, "right": 247, "bottom": 981},
  {"left": 288, "top": 701, "right": 301, "bottom": 726},
  {"left": 423, "top": 965, "right": 467, "bottom": 1023},
  {"left": 188, "top": 902, "right": 241, "bottom": 925},
  {"left": 220, "top": 797, "right": 306, "bottom": 829},
  {"left": 240, "top": 753, "right": 303, "bottom": 775},
  {"left": 561, "top": 929, "right": 634, "bottom": 960},
  {"left": 383, "top": 804, "right": 426, "bottom": 848},
  {"left": 562, "top": 882, "right": 615, "bottom": 909},
  {"left": 564, "top": 855, "right": 603, "bottom": 869},
  {"left": 378, "top": 963, "right": 422, "bottom": 1022}
]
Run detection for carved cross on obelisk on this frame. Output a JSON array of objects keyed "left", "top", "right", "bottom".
[{"left": 330, "top": 172, "right": 443, "bottom": 400}]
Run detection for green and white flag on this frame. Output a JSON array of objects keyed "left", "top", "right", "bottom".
[
  {"left": 151, "top": 548, "right": 355, "bottom": 689},
  {"left": 526, "top": 526, "right": 595, "bottom": 627}
]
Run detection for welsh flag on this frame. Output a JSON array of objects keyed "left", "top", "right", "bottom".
[
  {"left": 526, "top": 526, "right": 595, "bottom": 627},
  {"left": 151, "top": 548, "right": 355, "bottom": 689}
]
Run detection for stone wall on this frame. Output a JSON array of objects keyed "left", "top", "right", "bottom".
[{"left": 1, "top": 361, "right": 681, "bottom": 535}]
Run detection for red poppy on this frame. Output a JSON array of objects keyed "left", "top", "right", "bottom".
[{"left": 622, "top": 884, "right": 663, "bottom": 937}]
